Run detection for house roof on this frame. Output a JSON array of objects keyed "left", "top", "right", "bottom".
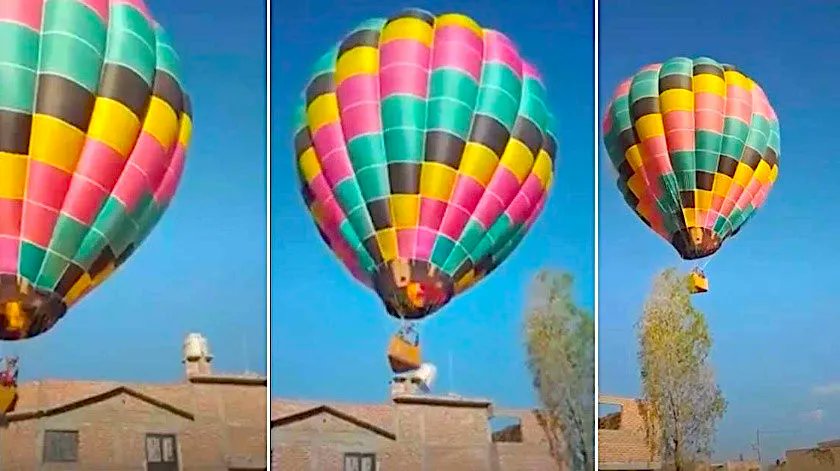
[
  {"left": 188, "top": 373, "right": 267, "bottom": 386},
  {"left": 271, "top": 393, "right": 517, "bottom": 445},
  {"left": 392, "top": 394, "right": 491, "bottom": 408},
  {"left": 6, "top": 385, "right": 194, "bottom": 422},
  {"left": 272, "top": 399, "right": 395, "bottom": 433},
  {"left": 5, "top": 375, "right": 266, "bottom": 423},
  {"left": 271, "top": 404, "right": 396, "bottom": 440}
]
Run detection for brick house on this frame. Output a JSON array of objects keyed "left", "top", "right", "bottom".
[
  {"left": 598, "top": 395, "right": 759, "bottom": 471},
  {"left": 598, "top": 394, "right": 661, "bottom": 470},
  {"left": 0, "top": 333, "right": 266, "bottom": 470},
  {"left": 270, "top": 379, "right": 559, "bottom": 470},
  {"left": 770, "top": 438, "right": 840, "bottom": 470}
]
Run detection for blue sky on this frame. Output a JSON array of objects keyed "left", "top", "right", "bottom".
[
  {"left": 6, "top": 0, "right": 267, "bottom": 382},
  {"left": 272, "top": 0, "right": 593, "bottom": 406},
  {"left": 599, "top": 0, "right": 840, "bottom": 462}
]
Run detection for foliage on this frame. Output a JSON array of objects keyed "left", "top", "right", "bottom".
[
  {"left": 637, "top": 268, "right": 727, "bottom": 470},
  {"left": 524, "top": 270, "right": 595, "bottom": 470}
]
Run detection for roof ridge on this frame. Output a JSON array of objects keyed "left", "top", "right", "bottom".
[
  {"left": 5, "top": 385, "right": 195, "bottom": 423},
  {"left": 270, "top": 404, "right": 396, "bottom": 440},
  {"left": 271, "top": 397, "right": 391, "bottom": 407}
]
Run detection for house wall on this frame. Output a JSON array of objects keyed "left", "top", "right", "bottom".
[
  {"left": 272, "top": 414, "right": 395, "bottom": 471},
  {"left": 784, "top": 447, "right": 840, "bottom": 471},
  {"left": 0, "top": 381, "right": 266, "bottom": 471},
  {"left": 395, "top": 402, "right": 495, "bottom": 470},
  {"left": 0, "top": 394, "right": 191, "bottom": 470},
  {"left": 492, "top": 408, "right": 558, "bottom": 471},
  {"left": 180, "top": 382, "right": 266, "bottom": 469},
  {"left": 271, "top": 401, "right": 558, "bottom": 471},
  {"left": 598, "top": 395, "right": 660, "bottom": 470}
]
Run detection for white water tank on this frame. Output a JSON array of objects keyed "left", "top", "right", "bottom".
[
  {"left": 183, "top": 333, "right": 205, "bottom": 361},
  {"left": 198, "top": 335, "right": 213, "bottom": 361},
  {"left": 414, "top": 363, "right": 437, "bottom": 392}
]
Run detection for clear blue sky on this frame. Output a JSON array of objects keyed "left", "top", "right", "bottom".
[
  {"left": 272, "top": 0, "right": 593, "bottom": 407},
  {"left": 599, "top": 0, "right": 840, "bottom": 462},
  {"left": 5, "top": 0, "right": 267, "bottom": 382}
]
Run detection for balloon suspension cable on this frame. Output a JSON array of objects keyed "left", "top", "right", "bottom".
[
  {"left": 396, "top": 313, "right": 409, "bottom": 338},
  {"left": 699, "top": 252, "right": 716, "bottom": 271},
  {"left": 394, "top": 312, "right": 419, "bottom": 347}
]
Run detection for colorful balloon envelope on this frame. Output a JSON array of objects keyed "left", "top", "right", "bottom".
[
  {"left": 294, "top": 8, "right": 556, "bottom": 320},
  {"left": 602, "top": 57, "right": 779, "bottom": 260},
  {"left": 0, "top": 0, "right": 192, "bottom": 339}
]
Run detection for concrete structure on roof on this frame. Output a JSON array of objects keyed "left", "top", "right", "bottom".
[
  {"left": 769, "top": 438, "right": 840, "bottom": 470},
  {"left": 270, "top": 376, "right": 559, "bottom": 470},
  {"left": 598, "top": 394, "right": 661, "bottom": 470},
  {"left": 0, "top": 333, "right": 266, "bottom": 470}
]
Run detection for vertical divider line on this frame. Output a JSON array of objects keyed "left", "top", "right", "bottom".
[
  {"left": 593, "top": 0, "right": 600, "bottom": 466},
  {"left": 265, "top": 0, "right": 272, "bottom": 467}
]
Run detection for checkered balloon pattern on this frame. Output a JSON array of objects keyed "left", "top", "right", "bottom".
[
  {"left": 603, "top": 57, "right": 779, "bottom": 260},
  {"left": 294, "top": 8, "right": 556, "bottom": 320},
  {"left": 0, "top": 0, "right": 192, "bottom": 339}
]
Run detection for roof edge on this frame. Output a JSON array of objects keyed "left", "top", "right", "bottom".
[
  {"left": 392, "top": 394, "right": 492, "bottom": 408},
  {"left": 4, "top": 386, "right": 195, "bottom": 423},
  {"left": 271, "top": 405, "right": 396, "bottom": 440},
  {"left": 188, "top": 374, "right": 266, "bottom": 386},
  {"left": 599, "top": 394, "right": 639, "bottom": 403}
]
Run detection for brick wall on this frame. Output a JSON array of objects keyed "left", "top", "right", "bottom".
[
  {"left": 598, "top": 395, "right": 661, "bottom": 469},
  {"left": 271, "top": 397, "right": 558, "bottom": 471},
  {"left": 0, "top": 378, "right": 266, "bottom": 470},
  {"left": 493, "top": 409, "right": 558, "bottom": 471},
  {"left": 783, "top": 445, "right": 840, "bottom": 470}
]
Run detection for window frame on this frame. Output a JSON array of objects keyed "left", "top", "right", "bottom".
[
  {"left": 343, "top": 452, "right": 377, "bottom": 471},
  {"left": 598, "top": 401, "right": 624, "bottom": 430},
  {"left": 42, "top": 429, "right": 79, "bottom": 463},
  {"left": 489, "top": 415, "right": 524, "bottom": 443},
  {"left": 145, "top": 433, "right": 179, "bottom": 465}
]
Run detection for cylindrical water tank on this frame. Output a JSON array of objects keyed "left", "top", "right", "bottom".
[
  {"left": 198, "top": 335, "right": 213, "bottom": 360},
  {"left": 183, "top": 333, "right": 204, "bottom": 361}
]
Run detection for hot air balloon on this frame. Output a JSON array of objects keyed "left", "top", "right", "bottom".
[
  {"left": 602, "top": 57, "right": 779, "bottom": 294},
  {"left": 0, "top": 0, "right": 192, "bottom": 411},
  {"left": 294, "top": 8, "right": 555, "bottom": 373}
]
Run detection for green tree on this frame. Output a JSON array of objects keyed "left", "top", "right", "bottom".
[
  {"left": 637, "top": 268, "right": 727, "bottom": 470},
  {"left": 524, "top": 270, "right": 594, "bottom": 470}
]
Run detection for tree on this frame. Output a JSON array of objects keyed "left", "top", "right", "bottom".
[
  {"left": 637, "top": 268, "right": 727, "bottom": 470},
  {"left": 524, "top": 270, "right": 594, "bottom": 470}
]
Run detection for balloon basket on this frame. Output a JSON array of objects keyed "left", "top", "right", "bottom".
[
  {"left": 387, "top": 334, "right": 421, "bottom": 374},
  {"left": 689, "top": 271, "right": 709, "bottom": 294},
  {"left": 0, "top": 384, "right": 17, "bottom": 414}
]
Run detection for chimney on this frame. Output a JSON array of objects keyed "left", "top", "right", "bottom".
[
  {"left": 390, "top": 375, "right": 422, "bottom": 397},
  {"left": 390, "top": 363, "right": 437, "bottom": 398},
  {"left": 183, "top": 333, "right": 213, "bottom": 377}
]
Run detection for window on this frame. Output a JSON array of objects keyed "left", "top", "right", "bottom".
[
  {"left": 489, "top": 416, "right": 523, "bottom": 443},
  {"left": 43, "top": 430, "right": 78, "bottom": 462},
  {"left": 146, "top": 434, "right": 179, "bottom": 471},
  {"left": 598, "top": 403, "right": 623, "bottom": 430},
  {"left": 344, "top": 452, "right": 376, "bottom": 471}
]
